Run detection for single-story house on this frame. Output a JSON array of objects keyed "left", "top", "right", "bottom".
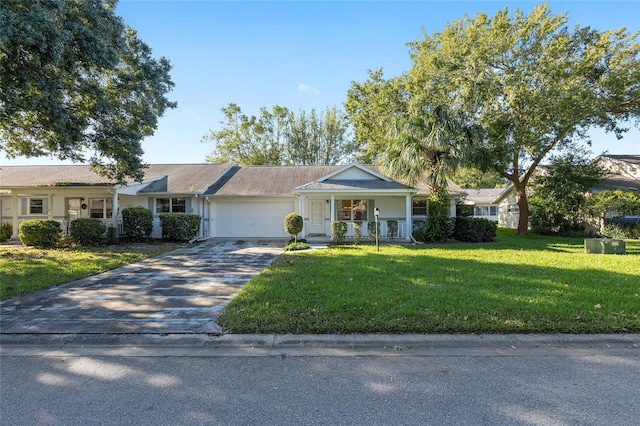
[
  {"left": 460, "top": 154, "right": 640, "bottom": 229},
  {"left": 0, "top": 162, "right": 464, "bottom": 242}
]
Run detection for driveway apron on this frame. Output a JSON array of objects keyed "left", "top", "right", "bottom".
[{"left": 0, "top": 240, "right": 282, "bottom": 335}]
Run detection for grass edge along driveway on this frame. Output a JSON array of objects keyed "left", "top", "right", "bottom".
[
  {"left": 219, "top": 230, "right": 640, "bottom": 334},
  {"left": 0, "top": 243, "right": 179, "bottom": 300}
]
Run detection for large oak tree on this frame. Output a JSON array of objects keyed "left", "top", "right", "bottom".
[
  {"left": 346, "top": 4, "right": 640, "bottom": 234},
  {"left": 0, "top": 0, "right": 176, "bottom": 182}
]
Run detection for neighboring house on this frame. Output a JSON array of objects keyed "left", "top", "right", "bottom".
[
  {"left": 0, "top": 162, "right": 464, "bottom": 242},
  {"left": 460, "top": 154, "right": 640, "bottom": 230},
  {"left": 462, "top": 187, "right": 519, "bottom": 228}
]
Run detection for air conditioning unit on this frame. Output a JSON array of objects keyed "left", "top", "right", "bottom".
[{"left": 584, "top": 238, "right": 626, "bottom": 255}]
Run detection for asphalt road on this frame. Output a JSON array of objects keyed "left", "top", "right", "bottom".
[{"left": 1, "top": 335, "right": 639, "bottom": 426}]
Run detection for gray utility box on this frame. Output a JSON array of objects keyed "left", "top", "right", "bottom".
[{"left": 584, "top": 238, "right": 626, "bottom": 254}]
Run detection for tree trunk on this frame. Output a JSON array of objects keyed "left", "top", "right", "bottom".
[{"left": 515, "top": 184, "right": 529, "bottom": 236}]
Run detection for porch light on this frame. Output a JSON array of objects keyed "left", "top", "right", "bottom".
[{"left": 374, "top": 207, "right": 380, "bottom": 252}]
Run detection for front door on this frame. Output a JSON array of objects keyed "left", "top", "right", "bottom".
[{"left": 309, "top": 200, "right": 325, "bottom": 235}]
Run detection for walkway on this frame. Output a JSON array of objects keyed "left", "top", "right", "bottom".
[{"left": 0, "top": 240, "right": 283, "bottom": 335}]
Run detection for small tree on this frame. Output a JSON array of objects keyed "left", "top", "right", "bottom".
[
  {"left": 352, "top": 221, "right": 362, "bottom": 245},
  {"left": 529, "top": 155, "right": 604, "bottom": 235},
  {"left": 284, "top": 213, "right": 303, "bottom": 243},
  {"left": 331, "top": 221, "right": 347, "bottom": 244},
  {"left": 588, "top": 190, "right": 640, "bottom": 233}
]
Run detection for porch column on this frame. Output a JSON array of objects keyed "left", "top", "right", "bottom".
[
  {"left": 112, "top": 189, "right": 119, "bottom": 230},
  {"left": 405, "top": 195, "right": 412, "bottom": 241},
  {"left": 330, "top": 195, "right": 335, "bottom": 222},
  {"left": 12, "top": 193, "right": 18, "bottom": 239},
  {"left": 48, "top": 194, "right": 54, "bottom": 220},
  {"left": 299, "top": 195, "right": 306, "bottom": 237}
]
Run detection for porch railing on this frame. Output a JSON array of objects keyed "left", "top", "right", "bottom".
[{"left": 344, "top": 220, "right": 406, "bottom": 239}]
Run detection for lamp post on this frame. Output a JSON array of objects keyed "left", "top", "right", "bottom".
[{"left": 374, "top": 207, "right": 380, "bottom": 252}]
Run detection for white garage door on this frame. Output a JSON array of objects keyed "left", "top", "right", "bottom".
[{"left": 213, "top": 201, "right": 295, "bottom": 238}]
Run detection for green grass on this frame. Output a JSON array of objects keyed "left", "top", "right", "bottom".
[
  {"left": 219, "top": 229, "right": 640, "bottom": 334},
  {"left": 0, "top": 243, "right": 179, "bottom": 300}
]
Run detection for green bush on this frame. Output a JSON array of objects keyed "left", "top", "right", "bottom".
[
  {"left": 70, "top": 218, "right": 107, "bottom": 246},
  {"left": 18, "top": 220, "right": 62, "bottom": 248},
  {"left": 367, "top": 221, "right": 380, "bottom": 243},
  {"left": 122, "top": 207, "right": 153, "bottom": 241},
  {"left": 603, "top": 221, "right": 640, "bottom": 239},
  {"left": 284, "top": 212, "right": 303, "bottom": 242},
  {"left": 331, "top": 221, "right": 347, "bottom": 244},
  {"left": 0, "top": 223, "right": 12, "bottom": 242},
  {"left": 454, "top": 217, "right": 498, "bottom": 242},
  {"left": 283, "top": 241, "right": 311, "bottom": 251},
  {"left": 106, "top": 226, "right": 118, "bottom": 245},
  {"left": 353, "top": 221, "right": 362, "bottom": 245},
  {"left": 159, "top": 213, "right": 201, "bottom": 241},
  {"left": 412, "top": 220, "right": 427, "bottom": 242},
  {"left": 387, "top": 220, "right": 398, "bottom": 240}
]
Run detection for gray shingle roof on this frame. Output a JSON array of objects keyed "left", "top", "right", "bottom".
[
  {"left": 463, "top": 188, "right": 506, "bottom": 204},
  {"left": 296, "top": 179, "right": 413, "bottom": 191},
  {"left": 207, "top": 165, "right": 340, "bottom": 196},
  {"left": 0, "top": 164, "right": 233, "bottom": 194}
]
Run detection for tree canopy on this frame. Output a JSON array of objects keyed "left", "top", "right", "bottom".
[
  {"left": 346, "top": 4, "right": 640, "bottom": 234},
  {"left": 0, "top": 0, "right": 176, "bottom": 182},
  {"left": 202, "top": 103, "right": 359, "bottom": 166}
]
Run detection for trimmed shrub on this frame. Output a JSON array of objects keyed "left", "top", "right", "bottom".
[
  {"left": 454, "top": 217, "right": 497, "bottom": 243},
  {"left": 412, "top": 220, "right": 427, "bottom": 242},
  {"left": 70, "top": 218, "right": 107, "bottom": 246},
  {"left": 18, "top": 220, "right": 62, "bottom": 248},
  {"left": 367, "top": 221, "right": 380, "bottom": 243},
  {"left": 284, "top": 212, "right": 303, "bottom": 243},
  {"left": 387, "top": 220, "right": 398, "bottom": 240},
  {"left": 331, "top": 221, "right": 347, "bottom": 244},
  {"left": 0, "top": 223, "right": 12, "bottom": 242},
  {"left": 283, "top": 241, "right": 311, "bottom": 251},
  {"left": 424, "top": 216, "right": 455, "bottom": 242},
  {"left": 159, "top": 213, "right": 201, "bottom": 241},
  {"left": 603, "top": 218, "right": 640, "bottom": 239},
  {"left": 122, "top": 207, "right": 153, "bottom": 241},
  {"left": 106, "top": 226, "right": 118, "bottom": 245},
  {"left": 353, "top": 221, "right": 362, "bottom": 245}
]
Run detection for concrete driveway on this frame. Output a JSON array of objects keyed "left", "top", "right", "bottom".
[{"left": 0, "top": 240, "right": 283, "bottom": 335}]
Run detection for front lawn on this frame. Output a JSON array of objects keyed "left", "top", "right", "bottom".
[
  {"left": 0, "top": 243, "right": 179, "bottom": 300},
  {"left": 219, "top": 230, "right": 640, "bottom": 334}
]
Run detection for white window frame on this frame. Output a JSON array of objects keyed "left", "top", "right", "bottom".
[
  {"left": 155, "top": 197, "right": 187, "bottom": 214},
  {"left": 89, "top": 198, "right": 113, "bottom": 219}
]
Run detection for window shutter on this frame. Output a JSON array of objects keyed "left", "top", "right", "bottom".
[
  {"left": 186, "top": 198, "right": 192, "bottom": 213},
  {"left": 42, "top": 198, "right": 48, "bottom": 214},
  {"left": 148, "top": 198, "right": 155, "bottom": 213},
  {"left": 20, "top": 198, "right": 27, "bottom": 215},
  {"left": 368, "top": 200, "right": 375, "bottom": 222}
]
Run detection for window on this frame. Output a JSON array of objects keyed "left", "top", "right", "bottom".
[
  {"left": 29, "top": 199, "right": 44, "bottom": 214},
  {"left": 89, "top": 198, "right": 113, "bottom": 219},
  {"left": 412, "top": 200, "right": 427, "bottom": 216},
  {"left": 337, "top": 200, "right": 367, "bottom": 221},
  {"left": 474, "top": 206, "right": 498, "bottom": 216},
  {"left": 156, "top": 198, "right": 186, "bottom": 213}
]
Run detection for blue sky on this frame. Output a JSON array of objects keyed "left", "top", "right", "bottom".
[{"left": 4, "top": 1, "right": 639, "bottom": 166}]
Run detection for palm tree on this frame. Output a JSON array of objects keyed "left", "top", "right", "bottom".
[{"left": 380, "top": 106, "right": 483, "bottom": 191}]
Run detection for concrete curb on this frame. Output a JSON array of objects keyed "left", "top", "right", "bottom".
[{"left": 2, "top": 332, "right": 639, "bottom": 349}]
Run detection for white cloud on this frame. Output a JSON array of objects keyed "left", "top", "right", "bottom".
[
  {"left": 183, "top": 108, "right": 201, "bottom": 122},
  {"left": 297, "top": 82, "right": 320, "bottom": 95}
]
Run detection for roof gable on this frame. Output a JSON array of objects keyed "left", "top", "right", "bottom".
[{"left": 318, "top": 163, "right": 392, "bottom": 182}]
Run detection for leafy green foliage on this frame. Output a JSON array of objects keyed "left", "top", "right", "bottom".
[
  {"left": 352, "top": 221, "right": 362, "bottom": 245},
  {"left": 159, "top": 213, "right": 201, "bottom": 241},
  {"left": 387, "top": 220, "right": 398, "bottom": 240},
  {"left": 219, "top": 230, "right": 640, "bottom": 334},
  {"left": 529, "top": 154, "right": 605, "bottom": 236},
  {"left": 602, "top": 219, "right": 640, "bottom": 239},
  {"left": 0, "top": 223, "right": 12, "bottom": 242},
  {"left": 70, "top": 219, "right": 107, "bottom": 246},
  {"left": 18, "top": 220, "right": 62, "bottom": 248},
  {"left": 283, "top": 213, "right": 303, "bottom": 242},
  {"left": 346, "top": 4, "right": 640, "bottom": 235},
  {"left": 0, "top": 0, "right": 176, "bottom": 182},
  {"left": 454, "top": 217, "right": 497, "bottom": 242},
  {"left": 283, "top": 242, "right": 311, "bottom": 252},
  {"left": 106, "top": 226, "right": 118, "bottom": 245},
  {"left": 203, "top": 103, "right": 359, "bottom": 165},
  {"left": 331, "top": 221, "right": 347, "bottom": 244},
  {"left": 122, "top": 207, "right": 153, "bottom": 241},
  {"left": 366, "top": 221, "right": 380, "bottom": 242}
]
